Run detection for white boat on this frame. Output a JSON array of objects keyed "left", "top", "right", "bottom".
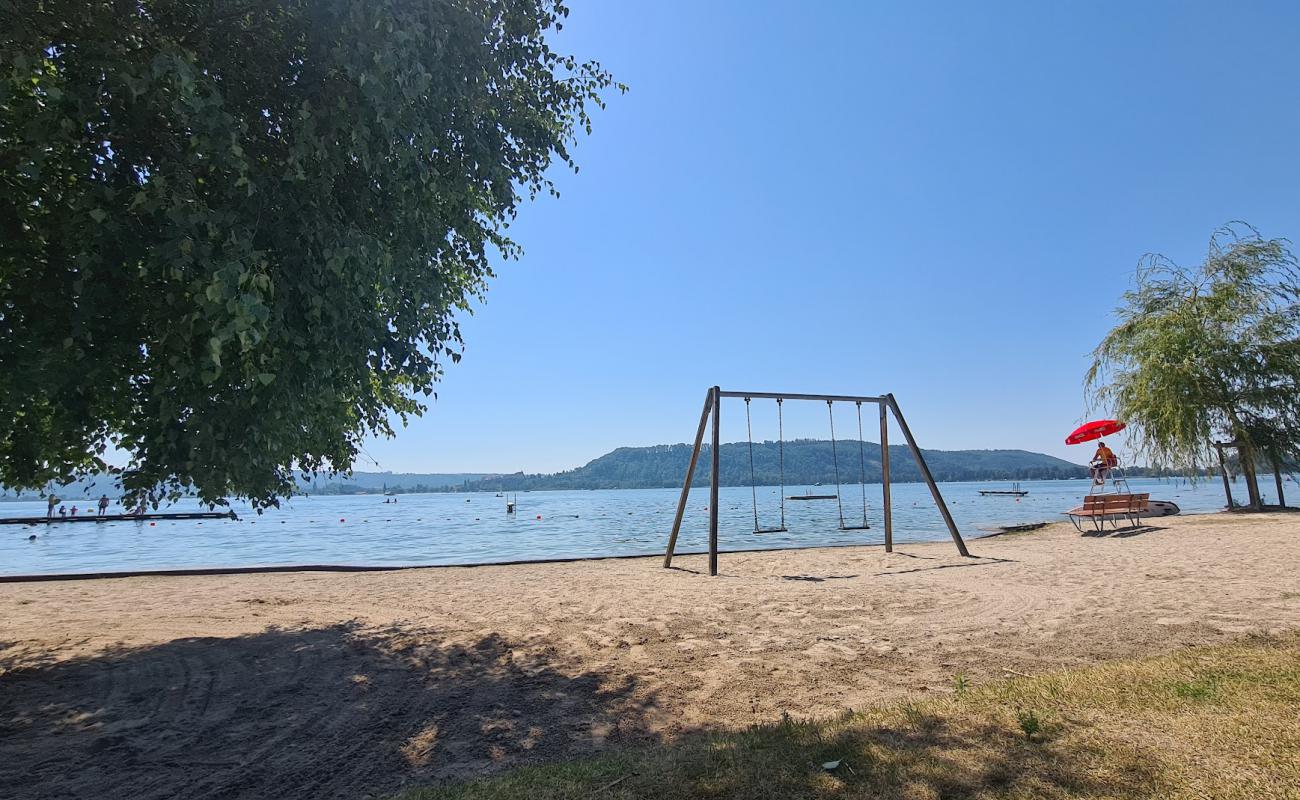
[{"left": 1147, "top": 500, "right": 1180, "bottom": 517}]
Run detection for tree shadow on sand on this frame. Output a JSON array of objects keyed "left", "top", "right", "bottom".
[
  {"left": 0, "top": 623, "right": 659, "bottom": 800},
  {"left": 670, "top": 707, "right": 1164, "bottom": 800}
]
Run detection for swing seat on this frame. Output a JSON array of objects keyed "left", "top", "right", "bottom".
[
  {"left": 839, "top": 523, "right": 871, "bottom": 531},
  {"left": 753, "top": 526, "right": 788, "bottom": 534}
]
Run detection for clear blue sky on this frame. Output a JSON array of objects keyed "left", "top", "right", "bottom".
[{"left": 361, "top": 0, "right": 1300, "bottom": 474}]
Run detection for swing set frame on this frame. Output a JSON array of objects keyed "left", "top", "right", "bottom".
[{"left": 664, "top": 387, "right": 971, "bottom": 575}]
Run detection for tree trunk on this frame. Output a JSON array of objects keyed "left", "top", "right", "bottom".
[
  {"left": 1217, "top": 445, "right": 1235, "bottom": 509},
  {"left": 1271, "top": 451, "right": 1286, "bottom": 508},
  {"left": 1241, "top": 443, "right": 1262, "bottom": 510}
]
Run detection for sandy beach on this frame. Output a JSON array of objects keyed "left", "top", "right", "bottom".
[{"left": 3, "top": 512, "right": 1300, "bottom": 799}]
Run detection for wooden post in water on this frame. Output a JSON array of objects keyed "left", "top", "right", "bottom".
[
  {"left": 709, "top": 386, "right": 721, "bottom": 576},
  {"left": 886, "top": 394, "right": 970, "bottom": 557},
  {"left": 879, "top": 400, "right": 892, "bottom": 553},
  {"left": 665, "top": 388, "right": 715, "bottom": 568}
]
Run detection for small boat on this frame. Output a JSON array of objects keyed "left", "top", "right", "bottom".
[
  {"left": 1148, "top": 500, "right": 1180, "bottom": 517},
  {"left": 979, "top": 482, "right": 1028, "bottom": 497}
]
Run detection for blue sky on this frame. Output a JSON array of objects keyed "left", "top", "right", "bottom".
[{"left": 361, "top": 0, "right": 1300, "bottom": 474}]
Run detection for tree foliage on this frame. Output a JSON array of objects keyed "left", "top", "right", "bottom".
[
  {"left": 0, "top": 0, "right": 619, "bottom": 506},
  {"left": 1087, "top": 223, "right": 1300, "bottom": 495}
]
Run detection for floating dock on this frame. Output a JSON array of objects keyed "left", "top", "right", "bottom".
[
  {"left": 2, "top": 511, "right": 237, "bottom": 526},
  {"left": 978, "top": 490, "right": 1029, "bottom": 496},
  {"left": 786, "top": 494, "right": 837, "bottom": 501}
]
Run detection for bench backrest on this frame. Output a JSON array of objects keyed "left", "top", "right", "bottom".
[{"left": 1082, "top": 493, "right": 1150, "bottom": 512}]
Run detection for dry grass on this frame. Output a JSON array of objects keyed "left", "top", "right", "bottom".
[{"left": 398, "top": 634, "right": 1300, "bottom": 800}]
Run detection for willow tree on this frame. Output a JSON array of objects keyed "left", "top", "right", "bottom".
[
  {"left": 1086, "top": 223, "right": 1300, "bottom": 509},
  {"left": 0, "top": 0, "right": 620, "bottom": 506}
]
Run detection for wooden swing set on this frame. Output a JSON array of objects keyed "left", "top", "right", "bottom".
[{"left": 664, "top": 387, "right": 971, "bottom": 575}]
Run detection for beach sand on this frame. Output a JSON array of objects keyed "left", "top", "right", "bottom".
[{"left": 3, "top": 512, "right": 1299, "bottom": 799}]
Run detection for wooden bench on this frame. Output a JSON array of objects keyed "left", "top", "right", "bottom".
[{"left": 1064, "top": 492, "right": 1150, "bottom": 532}]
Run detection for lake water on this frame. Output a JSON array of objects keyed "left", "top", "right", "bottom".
[{"left": 0, "top": 476, "right": 1284, "bottom": 576}]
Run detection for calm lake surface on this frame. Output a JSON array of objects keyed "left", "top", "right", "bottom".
[{"left": 0, "top": 477, "right": 1283, "bottom": 576}]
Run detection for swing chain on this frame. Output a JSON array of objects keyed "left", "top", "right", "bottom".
[
  {"left": 745, "top": 397, "right": 759, "bottom": 532},
  {"left": 777, "top": 398, "right": 785, "bottom": 529},
  {"left": 855, "top": 401, "right": 869, "bottom": 527},
  {"left": 827, "top": 400, "right": 845, "bottom": 527}
]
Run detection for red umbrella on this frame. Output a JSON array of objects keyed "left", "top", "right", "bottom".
[{"left": 1065, "top": 419, "right": 1126, "bottom": 445}]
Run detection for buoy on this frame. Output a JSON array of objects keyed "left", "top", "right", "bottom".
[
  {"left": 339, "top": 518, "right": 345, "bottom": 522},
  {"left": 536, "top": 515, "right": 542, "bottom": 520},
  {"left": 149, "top": 522, "right": 156, "bottom": 526}
]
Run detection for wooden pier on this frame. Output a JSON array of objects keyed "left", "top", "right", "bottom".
[{"left": 2, "top": 511, "right": 237, "bottom": 526}]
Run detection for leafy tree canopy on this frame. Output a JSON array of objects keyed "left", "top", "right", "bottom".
[
  {"left": 0, "top": 0, "right": 619, "bottom": 506},
  {"left": 1087, "top": 223, "right": 1300, "bottom": 483}
]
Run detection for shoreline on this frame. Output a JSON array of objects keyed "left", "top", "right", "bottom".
[
  {"left": 1, "top": 505, "right": 1227, "bottom": 582},
  {"left": 4, "top": 512, "right": 1298, "bottom": 798}
]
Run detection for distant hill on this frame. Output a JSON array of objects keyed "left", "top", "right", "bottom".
[
  {"left": 450, "top": 440, "right": 1088, "bottom": 492},
  {"left": 1, "top": 444, "right": 1089, "bottom": 501}
]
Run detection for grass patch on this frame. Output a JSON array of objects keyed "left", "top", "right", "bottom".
[{"left": 397, "top": 635, "right": 1300, "bottom": 800}]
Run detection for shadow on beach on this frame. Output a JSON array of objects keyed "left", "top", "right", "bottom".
[
  {"left": 0, "top": 623, "right": 658, "bottom": 800},
  {"left": 3, "top": 619, "right": 1167, "bottom": 800}
]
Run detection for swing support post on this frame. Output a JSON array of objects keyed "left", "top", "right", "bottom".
[
  {"left": 664, "top": 387, "right": 715, "bottom": 568},
  {"left": 664, "top": 388, "right": 970, "bottom": 574},
  {"left": 885, "top": 393, "right": 969, "bottom": 557},
  {"left": 709, "top": 385, "right": 721, "bottom": 576},
  {"left": 879, "top": 400, "right": 893, "bottom": 552}
]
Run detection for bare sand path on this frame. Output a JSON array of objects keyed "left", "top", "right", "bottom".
[{"left": 3, "top": 513, "right": 1299, "bottom": 799}]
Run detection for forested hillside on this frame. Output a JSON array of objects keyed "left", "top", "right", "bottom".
[{"left": 454, "top": 440, "right": 1087, "bottom": 491}]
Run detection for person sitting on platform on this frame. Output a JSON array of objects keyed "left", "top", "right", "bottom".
[{"left": 1090, "top": 440, "right": 1119, "bottom": 485}]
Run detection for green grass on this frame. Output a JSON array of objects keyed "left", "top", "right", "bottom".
[{"left": 397, "top": 635, "right": 1300, "bottom": 800}]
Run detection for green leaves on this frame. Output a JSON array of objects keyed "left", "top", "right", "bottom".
[
  {"left": 1088, "top": 223, "right": 1300, "bottom": 475},
  {"left": 0, "top": 0, "right": 619, "bottom": 507}
]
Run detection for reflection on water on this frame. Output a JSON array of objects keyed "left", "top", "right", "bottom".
[{"left": 0, "top": 477, "right": 1273, "bottom": 576}]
